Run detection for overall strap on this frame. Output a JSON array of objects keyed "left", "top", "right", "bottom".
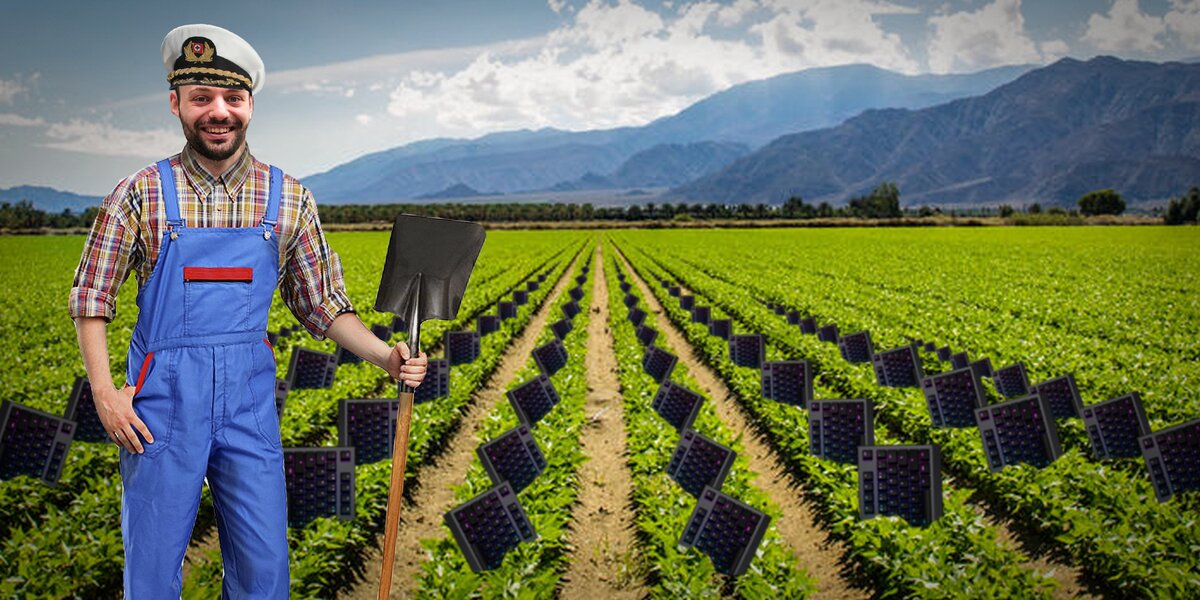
[
  {"left": 155, "top": 159, "right": 185, "bottom": 230},
  {"left": 261, "top": 165, "right": 282, "bottom": 234}
]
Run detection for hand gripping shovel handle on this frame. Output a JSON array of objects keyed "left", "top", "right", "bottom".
[{"left": 379, "top": 310, "right": 420, "bottom": 598}]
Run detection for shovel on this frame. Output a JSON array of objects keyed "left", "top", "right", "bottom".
[{"left": 374, "top": 214, "right": 486, "bottom": 599}]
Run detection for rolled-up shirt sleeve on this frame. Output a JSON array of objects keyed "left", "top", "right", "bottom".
[
  {"left": 69, "top": 181, "right": 139, "bottom": 321},
  {"left": 281, "top": 187, "right": 354, "bottom": 340}
]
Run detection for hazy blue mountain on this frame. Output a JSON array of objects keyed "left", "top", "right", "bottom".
[
  {"left": 549, "top": 141, "right": 751, "bottom": 190},
  {"left": 671, "top": 57, "right": 1200, "bottom": 206},
  {"left": 548, "top": 172, "right": 616, "bottom": 192},
  {"left": 0, "top": 186, "right": 101, "bottom": 212},
  {"left": 302, "top": 64, "right": 1028, "bottom": 203},
  {"left": 416, "top": 182, "right": 494, "bottom": 200},
  {"left": 609, "top": 142, "right": 751, "bottom": 187},
  {"left": 626, "top": 63, "right": 1032, "bottom": 148}
]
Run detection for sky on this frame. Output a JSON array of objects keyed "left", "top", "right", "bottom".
[{"left": 1, "top": 0, "right": 1197, "bottom": 196}]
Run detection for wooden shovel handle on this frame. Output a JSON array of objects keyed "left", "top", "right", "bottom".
[{"left": 378, "top": 390, "right": 415, "bottom": 599}]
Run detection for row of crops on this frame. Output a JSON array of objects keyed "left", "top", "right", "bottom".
[
  {"left": 600, "top": 244, "right": 818, "bottom": 597},
  {"left": 413, "top": 246, "right": 598, "bottom": 597},
  {"left": 610, "top": 227, "right": 1200, "bottom": 598},
  {"left": 1, "top": 226, "right": 1195, "bottom": 598}
]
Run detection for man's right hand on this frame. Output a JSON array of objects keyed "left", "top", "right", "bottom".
[{"left": 95, "top": 384, "right": 154, "bottom": 454}]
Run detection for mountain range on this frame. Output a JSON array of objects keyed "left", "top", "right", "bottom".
[
  {"left": 302, "top": 63, "right": 1030, "bottom": 203},
  {"left": 0, "top": 186, "right": 100, "bottom": 213},
  {"left": 673, "top": 57, "right": 1200, "bottom": 206}
]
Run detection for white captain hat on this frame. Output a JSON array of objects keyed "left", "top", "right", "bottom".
[{"left": 161, "top": 24, "right": 265, "bottom": 94}]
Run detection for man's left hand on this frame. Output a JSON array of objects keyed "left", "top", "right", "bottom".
[{"left": 388, "top": 343, "right": 428, "bottom": 388}]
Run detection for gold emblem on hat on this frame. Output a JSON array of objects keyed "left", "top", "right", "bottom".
[{"left": 183, "top": 39, "right": 215, "bottom": 64}]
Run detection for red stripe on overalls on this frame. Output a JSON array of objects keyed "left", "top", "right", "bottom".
[
  {"left": 134, "top": 352, "right": 155, "bottom": 393},
  {"left": 183, "top": 267, "right": 253, "bottom": 282}
]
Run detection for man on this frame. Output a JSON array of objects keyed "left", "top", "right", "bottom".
[{"left": 68, "top": 24, "right": 426, "bottom": 598}]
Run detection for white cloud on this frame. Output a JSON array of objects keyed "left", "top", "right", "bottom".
[
  {"left": 1166, "top": 0, "right": 1200, "bottom": 50},
  {"left": 569, "top": 0, "right": 666, "bottom": 47},
  {"left": 674, "top": 2, "right": 721, "bottom": 36},
  {"left": 41, "top": 119, "right": 183, "bottom": 158},
  {"left": 0, "top": 81, "right": 22, "bottom": 104},
  {"left": 926, "top": 0, "right": 1045, "bottom": 74},
  {"left": 1083, "top": 0, "right": 1166, "bottom": 53},
  {"left": 760, "top": 0, "right": 917, "bottom": 16},
  {"left": 268, "top": 41, "right": 538, "bottom": 95},
  {"left": 292, "top": 81, "right": 359, "bottom": 98},
  {"left": 716, "top": 0, "right": 759, "bottom": 26},
  {"left": 548, "top": 0, "right": 567, "bottom": 13},
  {"left": 1039, "top": 39, "right": 1070, "bottom": 62},
  {"left": 0, "top": 113, "right": 45, "bottom": 127},
  {"left": 96, "top": 38, "right": 543, "bottom": 111},
  {"left": 749, "top": 1, "right": 919, "bottom": 72},
  {"left": 355, "top": 114, "right": 373, "bottom": 125},
  {"left": 382, "top": 0, "right": 921, "bottom": 142}
]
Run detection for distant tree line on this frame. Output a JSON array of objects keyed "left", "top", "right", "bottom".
[
  {"left": 320, "top": 202, "right": 600, "bottom": 223},
  {"left": 3, "top": 183, "right": 1197, "bottom": 230},
  {"left": 317, "top": 183, "right": 906, "bottom": 222},
  {"left": 1164, "top": 187, "right": 1199, "bottom": 225},
  {"left": 1077, "top": 189, "right": 1126, "bottom": 216},
  {"left": 0, "top": 201, "right": 99, "bottom": 230}
]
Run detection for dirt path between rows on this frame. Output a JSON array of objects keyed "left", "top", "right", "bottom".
[
  {"left": 979, "top": 503, "right": 1095, "bottom": 599},
  {"left": 558, "top": 244, "right": 647, "bottom": 599},
  {"left": 332, "top": 252, "right": 580, "bottom": 599},
  {"left": 614, "top": 248, "right": 869, "bottom": 600}
]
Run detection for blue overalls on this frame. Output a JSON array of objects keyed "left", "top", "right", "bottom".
[{"left": 120, "top": 158, "right": 289, "bottom": 598}]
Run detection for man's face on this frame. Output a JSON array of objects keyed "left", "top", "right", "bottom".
[{"left": 170, "top": 85, "right": 253, "bottom": 162}]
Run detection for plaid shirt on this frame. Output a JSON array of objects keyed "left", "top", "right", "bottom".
[{"left": 69, "top": 145, "right": 353, "bottom": 339}]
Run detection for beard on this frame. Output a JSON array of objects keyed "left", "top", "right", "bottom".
[{"left": 181, "top": 116, "right": 247, "bottom": 162}]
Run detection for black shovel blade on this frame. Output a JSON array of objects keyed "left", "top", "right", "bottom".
[{"left": 374, "top": 214, "right": 486, "bottom": 322}]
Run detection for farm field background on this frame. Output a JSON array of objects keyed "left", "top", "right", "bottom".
[{"left": 0, "top": 225, "right": 1197, "bottom": 598}]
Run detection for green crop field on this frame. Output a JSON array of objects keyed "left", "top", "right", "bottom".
[{"left": 1, "top": 225, "right": 1197, "bottom": 598}]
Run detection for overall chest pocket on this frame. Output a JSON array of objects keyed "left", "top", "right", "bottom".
[{"left": 184, "top": 267, "right": 253, "bottom": 336}]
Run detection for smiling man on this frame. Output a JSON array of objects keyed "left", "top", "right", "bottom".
[
  {"left": 174, "top": 83, "right": 249, "bottom": 161},
  {"left": 69, "top": 24, "right": 427, "bottom": 598}
]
